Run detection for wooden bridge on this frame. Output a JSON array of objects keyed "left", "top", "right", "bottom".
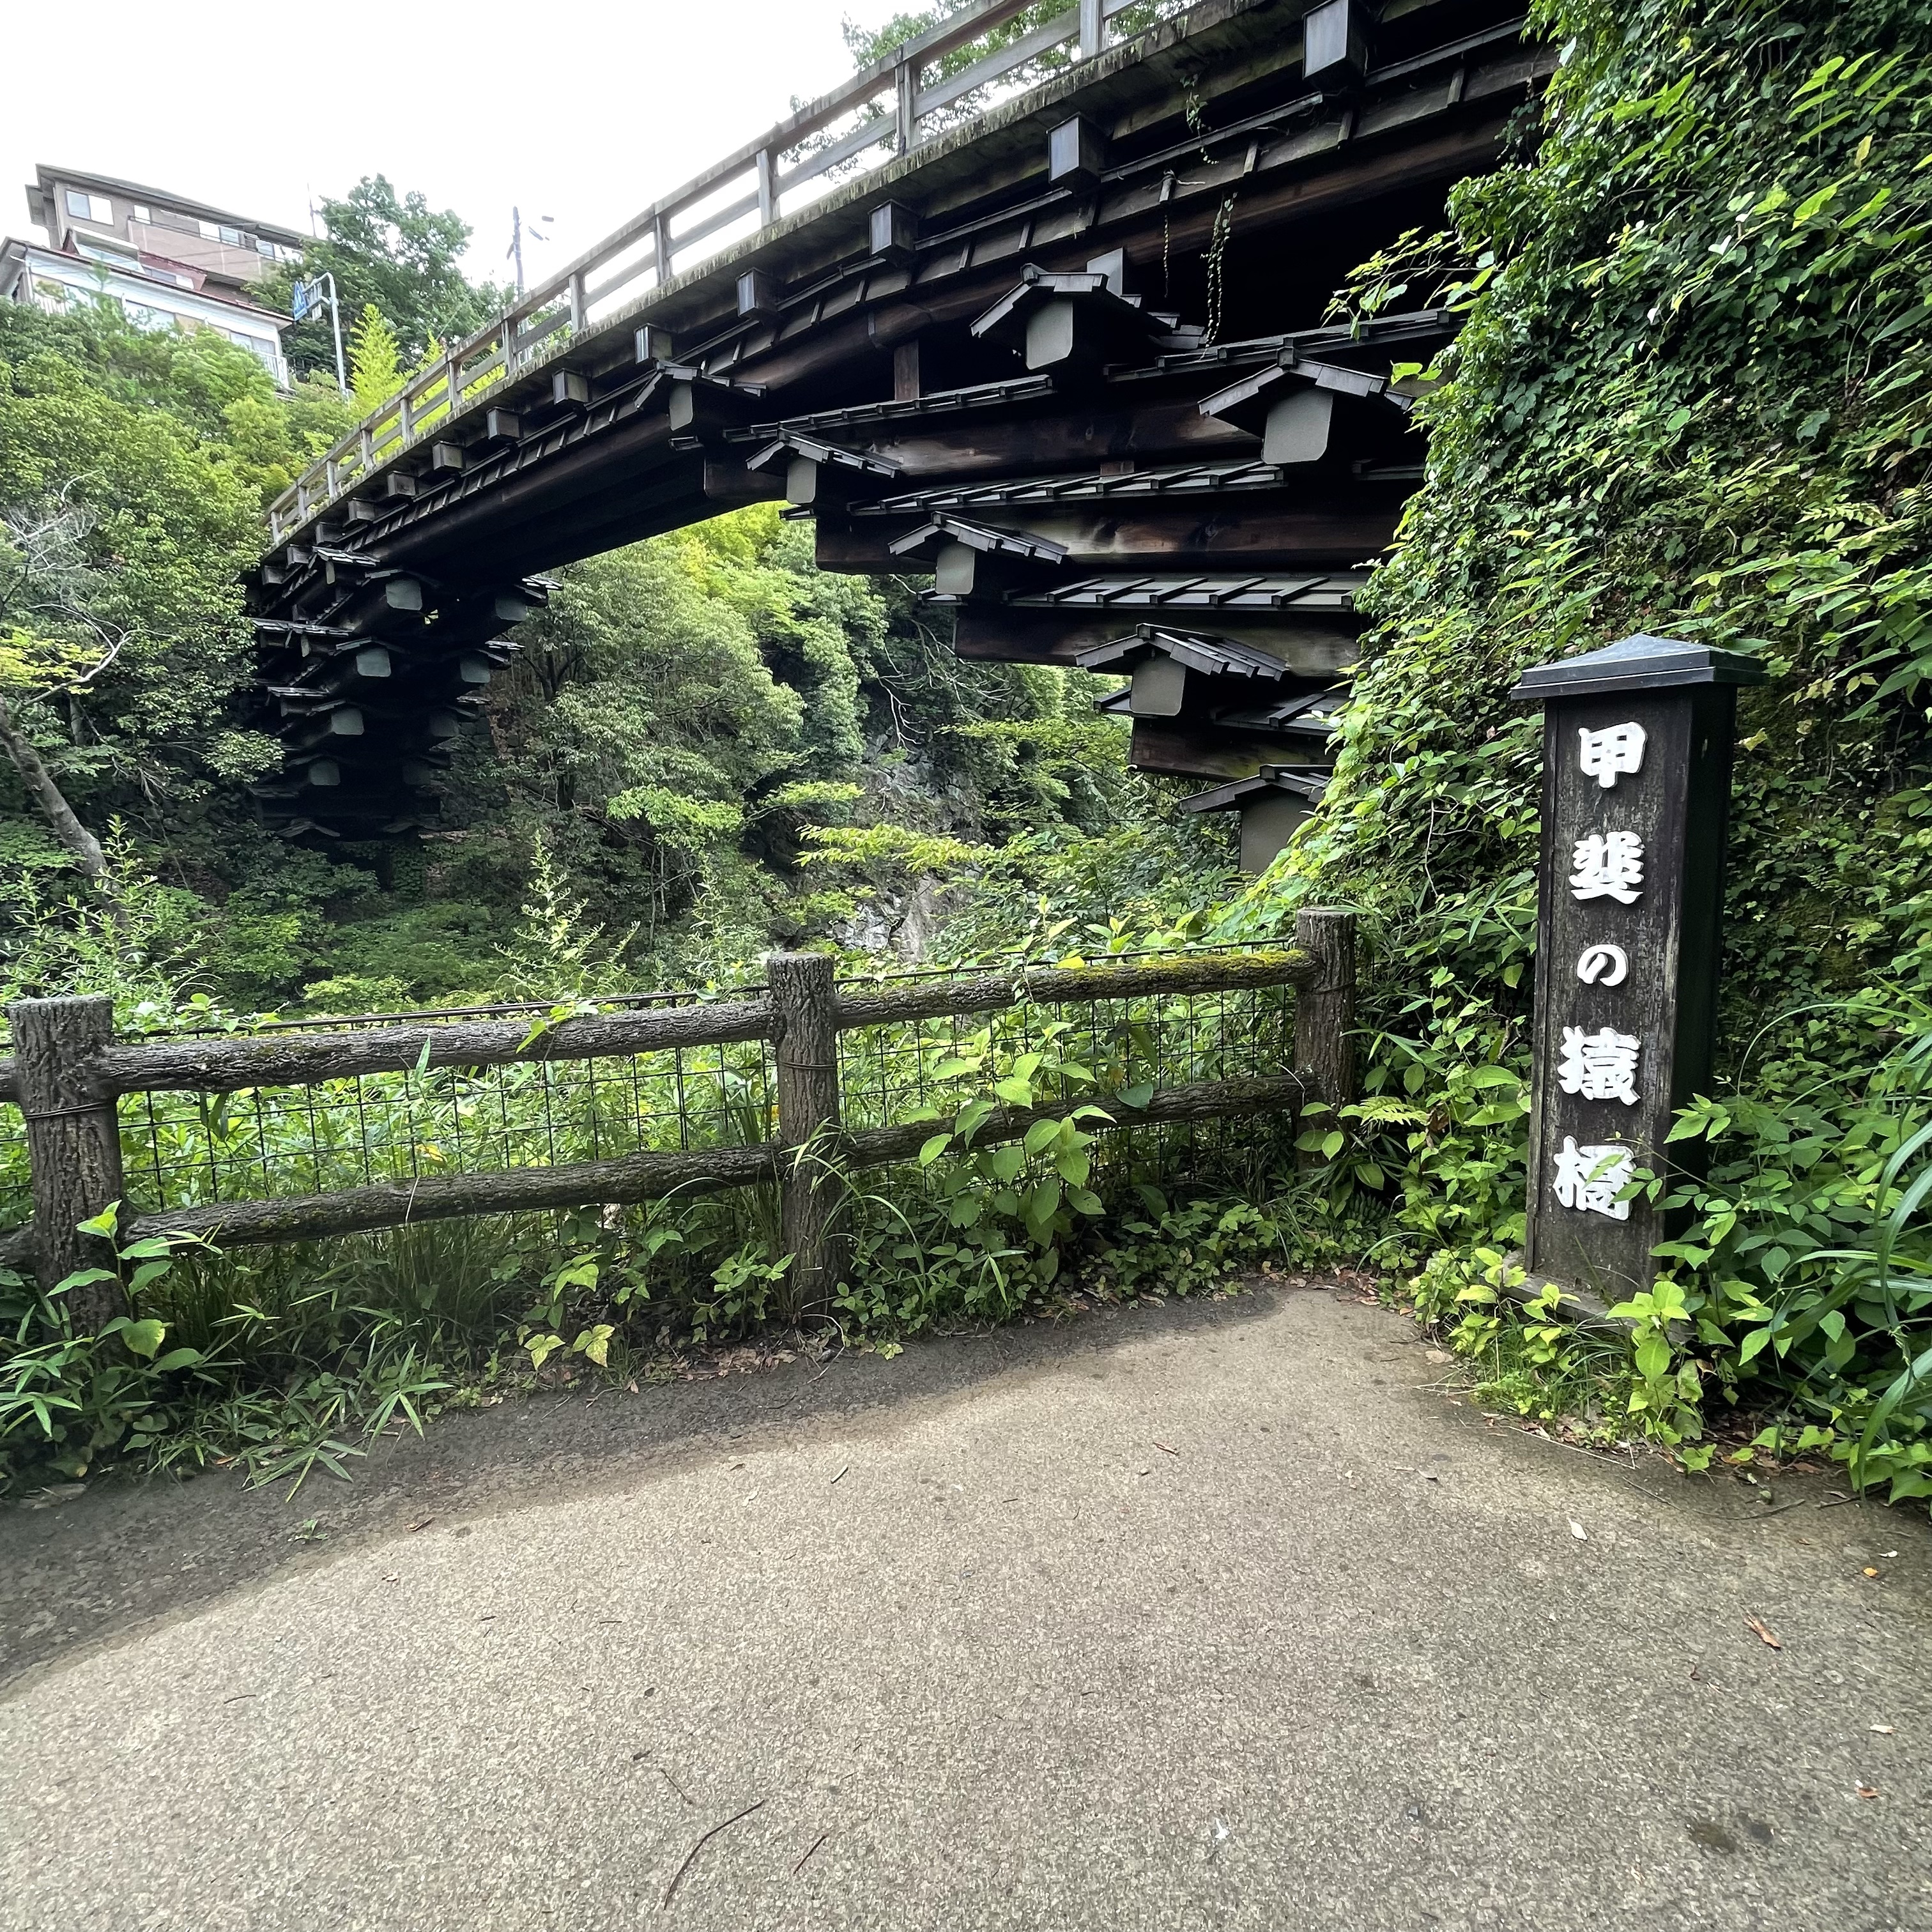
[{"left": 253, "top": 0, "right": 1548, "bottom": 857}]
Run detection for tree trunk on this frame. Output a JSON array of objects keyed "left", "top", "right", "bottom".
[{"left": 0, "top": 693, "right": 107, "bottom": 884}]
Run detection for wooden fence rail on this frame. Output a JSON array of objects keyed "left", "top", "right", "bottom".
[{"left": 0, "top": 912, "right": 1354, "bottom": 1328}]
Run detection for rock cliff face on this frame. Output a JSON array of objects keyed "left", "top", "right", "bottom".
[{"left": 836, "top": 874, "right": 960, "bottom": 963}]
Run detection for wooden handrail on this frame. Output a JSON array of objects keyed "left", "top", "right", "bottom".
[{"left": 266, "top": 0, "right": 1206, "bottom": 534}]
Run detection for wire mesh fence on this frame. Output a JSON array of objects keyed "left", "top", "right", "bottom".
[{"left": 0, "top": 941, "right": 1298, "bottom": 1239}]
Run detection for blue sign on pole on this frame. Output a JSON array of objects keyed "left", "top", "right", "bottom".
[{"left": 290, "top": 278, "right": 316, "bottom": 321}]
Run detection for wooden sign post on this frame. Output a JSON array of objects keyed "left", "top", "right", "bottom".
[{"left": 1510, "top": 635, "right": 1764, "bottom": 1302}]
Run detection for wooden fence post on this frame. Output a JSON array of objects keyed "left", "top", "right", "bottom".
[
  {"left": 767, "top": 953, "right": 845, "bottom": 1323},
  {"left": 1294, "top": 908, "right": 1358, "bottom": 1107},
  {"left": 9, "top": 995, "right": 125, "bottom": 1327}
]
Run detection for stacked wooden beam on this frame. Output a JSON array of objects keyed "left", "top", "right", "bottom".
[{"left": 250, "top": 557, "right": 545, "bottom": 837}]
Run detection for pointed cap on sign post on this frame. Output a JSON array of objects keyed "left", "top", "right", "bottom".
[{"left": 1509, "top": 634, "right": 1768, "bottom": 703}]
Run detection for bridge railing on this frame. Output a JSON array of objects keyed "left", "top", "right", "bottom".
[{"left": 267, "top": 0, "right": 1204, "bottom": 542}]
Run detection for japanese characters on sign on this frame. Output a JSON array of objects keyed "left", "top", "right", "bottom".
[
  {"left": 1514, "top": 633, "right": 1759, "bottom": 1296},
  {"left": 1555, "top": 725, "right": 1648, "bottom": 1217}
]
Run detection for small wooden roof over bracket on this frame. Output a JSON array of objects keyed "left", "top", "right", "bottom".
[
  {"left": 1074, "top": 624, "right": 1292, "bottom": 682},
  {"left": 1200, "top": 349, "right": 1415, "bottom": 464},
  {"left": 970, "top": 264, "right": 1179, "bottom": 378},
  {"left": 1177, "top": 765, "right": 1331, "bottom": 815},
  {"left": 743, "top": 431, "right": 901, "bottom": 477},
  {"left": 887, "top": 513, "right": 1068, "bottom": 564}
]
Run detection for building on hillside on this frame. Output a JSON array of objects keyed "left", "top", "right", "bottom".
[{"left": 2, "top": 165, "right": 304, "bottom": 384}]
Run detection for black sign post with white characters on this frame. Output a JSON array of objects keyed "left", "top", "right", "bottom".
[{"left": 1510, "top": 636, "right": 1765, "bottom": 1302}]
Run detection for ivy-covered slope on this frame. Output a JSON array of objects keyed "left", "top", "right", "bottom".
[{"left": 1237, "top": 0, "right": 1932, "bottom": 1480}]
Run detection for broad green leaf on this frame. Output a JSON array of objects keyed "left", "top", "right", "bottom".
[
  {"left": 988, "top": 1145, "right": 1025, "bottom": 1184},
  {"left": 52, "top": 1268, "right": 118, "bottom": 1292},
  {"left": 123, "top": 1318, "right": 167, "bottom": 1360},
  {"left": 919, "top": 1132, "right": 953, "bottom": 1167}
]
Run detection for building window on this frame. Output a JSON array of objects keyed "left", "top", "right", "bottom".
[
  {"left": 219, "top": 225, "right": 246, "bottom": 247},
  {"left": 227, "top": 330, "right": 282, "bottom": 377},
  {"left": 121, "top": 299, "right": 172, "bottom": 332},
  {"left": 256, "top": 238, "right": 277, "bottom": 259},
  {"left": 65, "top": 190, "right": 112, "bottom": 224},
  {"left": 132, "top": 204, "right": 151, "bottom": 224}
]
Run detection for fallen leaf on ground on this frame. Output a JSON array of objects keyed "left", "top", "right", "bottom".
[
  {"left": 1570, "top": 1520, "right": 1588, "bottom": 1541},
  {"left": 409, "top": 1516, "right": 433, "bottom": 1533},
  {"left": 23, "top": 1483, "right": 86, "bottom": 1510},
  {"left": 1425, "top": 1349, "right": 1452, "bottom": 1365},
  {"left": 1154, "top": 1441, "right": 1180, "bottom": 1457},
  {"left": 1857, "top": 1785, "right": 1880, "bottom": 1799},
  {"left": 1744, "top": 1616, "right": 1782, "bottom": 1650},
  {"left": 1864, "top": 1567, "right": 1880, "bottom": 1577},
  {"left": 1871, "top": 1724, "right": 1895, "bottom": 1735}
]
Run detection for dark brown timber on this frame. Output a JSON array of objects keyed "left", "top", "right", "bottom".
[
  {"left": 1293, "top": 908, "right": 1358, "bottom": 1113},
  {"left": 10, "top": 995, "right": 126, "bottom": 1315},
  {"left": 768, "top": 953, "right": 847, "bottom": 1321}
]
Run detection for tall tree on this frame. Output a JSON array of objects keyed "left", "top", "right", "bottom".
[
  {"left": 270, "top": 176, "right": 506, "bottom": 374},
  {"left": 348, "top": 305, "right": 405, "bottom": 411}
]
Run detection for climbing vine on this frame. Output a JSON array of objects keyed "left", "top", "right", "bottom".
[{"left": 1229, "top": 0, "right": 1932, "bottom": 1491}]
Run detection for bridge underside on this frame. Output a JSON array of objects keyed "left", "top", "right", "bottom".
[{"left": 252, "top": 0, "right": 1547, "bottom": 864}]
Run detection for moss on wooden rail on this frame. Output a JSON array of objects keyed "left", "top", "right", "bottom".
[
  {"left": 833, "top": 948, "right": 1312, "bottom": 1029},
  {"left": 80, "top": 999, "right": 776, "bottom": 1099}
]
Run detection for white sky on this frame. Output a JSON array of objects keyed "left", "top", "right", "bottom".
[{"left": 5, "top": 0, "right": 910, "bottom": 284}]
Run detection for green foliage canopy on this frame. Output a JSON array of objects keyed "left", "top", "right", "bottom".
[{"left": 269, "top": 176, "right": 507, "bottom": 374}]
